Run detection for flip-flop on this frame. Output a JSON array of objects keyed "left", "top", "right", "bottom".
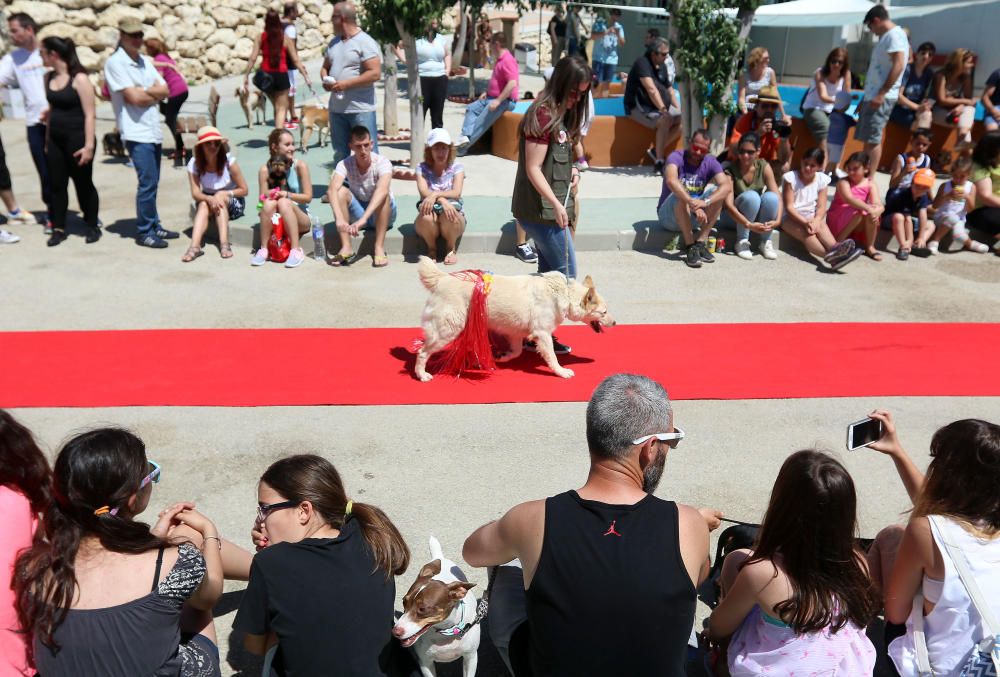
[
  {"left": 181, "top": 245, "right": 203, "bottom": 263},
  {"left": 443, "top": 251, "right": 458, "bottom": 265},
  {"left": 220, "top": 242, "right": 234, "bottom": 259},
  {"left": 372, "top": 254, "right": 389, "bottom": 268},
  {"left": 865, "top": 250, "right": 883, "bottom": 261},
  {"left": 327, "top": 251, "right": 354, "bottom": 267}
]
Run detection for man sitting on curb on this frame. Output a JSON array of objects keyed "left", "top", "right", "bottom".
[
  {"left": 658, "top": 129, "right": 731, "bottom": 269},
  {"left": 464, "top": 373, "right": 722, "bottom": 676},
  {"left": 729, "top": 85, "right": 792, "bottom": 177},
  {"left": 457, "top": 32, "right": 519, "bottom": 155},
  {"left": 328, "top": 126, "right": 396, "bottom": 268},
  {"left": 624, "top": 37, "right": 681, "bottom": 175}
]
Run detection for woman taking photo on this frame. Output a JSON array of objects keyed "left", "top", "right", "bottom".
[
  {"left": 183, "top": 126, "right": 249, "bottom": 262},
  {"left": 253, "top": 128, "right": 312, "bottom": 268},
  {"left": 721, "top": 132, "right": 782, "bottom": 261},
  {"left": 932, "top": 48, "right": 978, "bottom": 146},
  {"left": 415, "top": 127, "right": 465, "bottom": 264},
  {"left": 235, "top": 454, "right": 410, "bottom": 675},
  {"left": 144, "top": 38, "right": 189, "bottom": 161},
  {"left": 737, "top": 47, "right": 785, "bottom": 117},
  {"left": 800, "top": 48, "right": 852, "bottom": 170},
  {"left": 243, "top": 9, "right": 311, "bottom": 130},
  {"left": 40, "top": 37, "right": 99, "bottom": 246},
  {"left": 14, "top": 427, "right": 250, "bottom": 675}
]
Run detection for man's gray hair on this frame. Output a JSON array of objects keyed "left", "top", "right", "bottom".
[
  {"left": 586, "top": 374, "right": 672, "bottom": 460},
  {"left": 650, "top": 37, "right": 670, "bottom": 54},
  {"left": 335, "top": 1, "right": 357, "bottom": 23}
]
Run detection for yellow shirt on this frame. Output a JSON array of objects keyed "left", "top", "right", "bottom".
[{"left": 971, "top": 162, "right": 1000, "bottom": 208}]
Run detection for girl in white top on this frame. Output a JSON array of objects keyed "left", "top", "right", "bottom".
[
  {"left": 928, "top": 156, "right": 989, "bottom": 253},
  {"left": 738, "top": 47, "right": 785, "bottom": 117},
  {"left": 865, "top": 411, "right": 1000, "bottom": 677},
  {"left": 184, "top": 127, "right": 249, "bottom": 262},
  {"left": 780, "top": 147, "right": 862, "bottom": 270}
]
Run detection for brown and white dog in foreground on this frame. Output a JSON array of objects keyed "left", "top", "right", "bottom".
[
  {"left": 393, "top": 537, "right": 479, "bottom": 677},
  {"left": 414, "top": 256, "right": 616, "bottom": 381}
]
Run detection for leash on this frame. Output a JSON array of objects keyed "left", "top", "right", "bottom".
[{"left": 437, "top": 565, "right": 498, "bottom": 638}]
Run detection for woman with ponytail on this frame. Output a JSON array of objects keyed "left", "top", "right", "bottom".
[
  {"left": 14, "top": 427, "right": 249, "bottom": 676},
  {"left": 236, "top": 454, "right": 411, "bottom": 675}
]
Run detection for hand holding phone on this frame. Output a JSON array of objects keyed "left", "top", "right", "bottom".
[
  {"left": 846, "top": 416, "right": 883, "bottom": 451},
  {"left": 865, "top": 410, "right": 903, "bottom": 457}
]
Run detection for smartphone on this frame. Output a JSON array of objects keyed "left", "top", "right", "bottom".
[{"left": 846, "top": 417, "right": 883, "bottom": 451}]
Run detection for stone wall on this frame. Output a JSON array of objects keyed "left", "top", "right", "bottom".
[{"left": 2, "top": 0, "right": 335, "bottom": 85}]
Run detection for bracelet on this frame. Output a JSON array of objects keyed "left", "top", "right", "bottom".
[{"left": 203, "top": 535, "right": 222, "bottom": 551}]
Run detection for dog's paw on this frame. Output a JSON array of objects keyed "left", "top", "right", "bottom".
[
  {"left": 555, "top": 367, "right": 575, "bottom": 379},
  {"left": 417, "top": 372, "right": 434, "bottom": 382}
]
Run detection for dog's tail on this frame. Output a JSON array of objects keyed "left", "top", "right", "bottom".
[
  {"left": 429, "top": 535, "right": 444, "bottom": 562},
  {"left": 417, "top": 256, "right": 445, "bottom": 291}
]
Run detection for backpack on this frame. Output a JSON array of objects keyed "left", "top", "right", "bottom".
[{"left": 267, "top": 213, "right": 291, "bottom": 263}]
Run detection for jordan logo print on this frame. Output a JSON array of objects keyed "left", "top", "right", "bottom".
[{"left": 603, "top": 520, "right": 622, "bottom": 537}]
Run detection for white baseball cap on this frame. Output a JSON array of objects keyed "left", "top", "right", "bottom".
[{"left": 425, "top": 128, "right": 453, "bottom": 147}]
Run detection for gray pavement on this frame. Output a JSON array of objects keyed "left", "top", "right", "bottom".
[{"left": 2, "top": 66, "right": 1000, "bottom": 675}]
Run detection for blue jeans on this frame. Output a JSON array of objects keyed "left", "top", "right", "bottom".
[
  {"left": 125, "top": 141, "right": 162, "bottom": 238},
  {"left": 657, "top": 183, "right": 719, "bottom": 232},
  {"left": 719, "top": 191, "right": 780, "bottom": 242},
  {"left": 519, "top": 219, "right": 576, "bottom": 279},
  {"left": 348, "top": 194, "right": 397, "bottom": 230},
  {"left": 329, "top": 110, "right": 378, "bottom": 167},
  {"left": 27, "top": 124, "right": 51, "bottom": 211},
  {"left": 459, "top": 98, "right": 515, "bottom": 155}
]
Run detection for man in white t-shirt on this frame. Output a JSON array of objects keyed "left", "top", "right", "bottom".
[
  {"left": 327, "top": 126, "right": 396, "bottom": 268},
  {"left": 0, "top": 12, "right": 50, "bottom": 228},
  {"left": 283, "top": 2, "right": 300, "bottom": 128},
  {"left": 104, "top": 18, "right": 176, "bottom": 248},
  {"left": 857, "top": 5, "right": 908, "bottom": 176}
]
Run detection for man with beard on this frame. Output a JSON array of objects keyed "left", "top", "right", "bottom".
[{"left": 463, "top": 373, "right": 722, "bottom": 676}]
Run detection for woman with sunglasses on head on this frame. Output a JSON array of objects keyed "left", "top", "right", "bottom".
[
  {"left": 800, "top": 48, "right": 852, "bottom": 170},
  {"left": 236, "top": 454, "right": 410, "bottom": 675},
  {"left": 14, "top": 427, "right": 251, "bottom": 676},
  {"left": 183, "top": 126, "right": 249, "bottom": 262}
]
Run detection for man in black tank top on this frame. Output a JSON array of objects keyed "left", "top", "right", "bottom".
[{"left": 464, "top": 373, "right": 722, "bottom": 676}]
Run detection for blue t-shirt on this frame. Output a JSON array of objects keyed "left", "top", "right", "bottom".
[
  {"left": 884, "top": 185, "right": 931, "bottom": 216},
  {"left": 828, "top": 111, "right": 856, "bottom": 146},
  {"left": 658, "top": 150, "right": 724, "bottom": 209},
  {"left": 592, "top": 20, "right": 623, "bottom": 65}
]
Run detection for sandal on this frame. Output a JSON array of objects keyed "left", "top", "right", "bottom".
[
  {"left": 443, "top": 251, "right": 458, "bottom": 265},
  {"left": 372, "top": 254, "right": 389, "bottom": 268},
  {"left": 865, "top": 250, "right": 883, "bottom": 262},
  {"left": 181, "top": 245, "right": 203, "bottom": 262},
  {"left": 220, "top": 242, "right": 233, "bottom": 259},
  {"left": 327, "top": 251, "right": 354, "bottom": 267}
]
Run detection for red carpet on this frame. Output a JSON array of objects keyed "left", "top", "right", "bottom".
[{"left": 2, "top": 323, "right": 998, "bottom": 408}]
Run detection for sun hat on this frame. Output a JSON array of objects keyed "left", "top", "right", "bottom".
[
  {"left": 195, "top": 126, "right": 227, "bottom": 146},
  {"left": 425, "top": 128, "right": 453, "bottom": 147},
  {"left": 912, "top": 167, "right": 936, "bottom": 188},
  {"left": 118, "top": 18, "right": 144, "bottom": 34},
  {"left": 755, "top": 85, "right": 783, "bottom": 105}
]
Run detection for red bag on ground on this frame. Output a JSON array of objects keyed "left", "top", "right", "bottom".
[{"left": 267, "top": 213, "right": 290, "bottom": 263}]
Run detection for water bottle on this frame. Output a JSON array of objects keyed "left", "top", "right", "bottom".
[{"left": 311, "top": 214, "right": 326, "bottom": 261}]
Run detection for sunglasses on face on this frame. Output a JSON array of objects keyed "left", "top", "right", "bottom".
[
  {"left": 140, "top": 460, "right": 161, "bottom": 490},
  {"left": 689, "top": 144, "right": 709, "bottom": 155},
  {"left": 632, "top": 427, "right": 686, "bottom": 449},
  {"left": 125, "top": 31, "right": 144, "bottom": 39},
  {"left": 830, "top": 59, "right": 844, "bottom": 65},
  {"left": 738, "top": 147, "right": 757, "bottom": 155},
  {"left": 257, "top": 499, "right": 298, "bottom": 523}
]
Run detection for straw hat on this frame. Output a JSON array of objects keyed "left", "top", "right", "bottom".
[
  {"left": 755, "top": 85, "right": 783, "bottom": 105},
  {"left": 194, "top": 126, "right": 227, "bottom": 146},
  {"left": 118, "top": 18, "right": 144, "bottom": 34}
]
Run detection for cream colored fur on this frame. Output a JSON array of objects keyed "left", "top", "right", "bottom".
[
  {"left": 414, "top": 256, "right": 615, "bottom": 382},
  {"left": 298, "top": 104, "right": 329, "bottom": 152},
  {"left": 236, "top": 86, "right": 266, "bottom": 129}
]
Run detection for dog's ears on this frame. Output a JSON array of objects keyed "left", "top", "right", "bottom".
[
  {"left": 583, "top": 287, "right": 597, "bottom": 307},
  {"left": 447, "top": 581, "right": 476, "bottom": 600},
  {"left": 582, "top": 275, "right": 594, "bottom": 289},
  {"left": 418, "top": 559, "right": 443, "bottom": 580}
]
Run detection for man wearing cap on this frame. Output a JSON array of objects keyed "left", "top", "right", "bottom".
[
  {"left": 463, "top": 373, "right": 721, "bottom": 676},
  {"left": 1, "top": 12, "right": 50, "bottom": 230},
  {"left": 858, "top": 5, "right": 909, "bottom": 176},
  {"left": 104, "top": 18, "right": 176, "bottom": 248},
  {"left": 883, "top": 166, "right": 935, "bottom": 260},
  {"left": 624, "top": 37, "right": 681, "bottom": 175},
  {"left": 729, "top": 85, "right": 791, "bottom": 176}
]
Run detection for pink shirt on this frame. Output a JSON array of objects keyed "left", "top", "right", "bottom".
[
  {"left": 487, "top": 49, "right": 519, "bottom": 101},
  {"left": 1, "top": 487, "right": 36, "bottom": 677},
  {"left": 153, "top": 53, "right": 188, "bottom": 99}
]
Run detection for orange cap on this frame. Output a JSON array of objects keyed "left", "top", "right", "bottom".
[{"left": 912, "top": 168, "right": 936, "bottom": 187}]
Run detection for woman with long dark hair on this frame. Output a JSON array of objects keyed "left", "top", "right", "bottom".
[
  {"left": 708, "top": 450, "right": 879, "bottom": 674},
  {"left": 800, "top": 47, "right": 852, "bottom": 171},
  {"left": 235, "top": 454, "right": 410, "bottom": 674},
  {"left": 243, "top": 9, "right": 311, "bottom": 130},
  {"left": 40, "top": 36, "right": 100, "bottom": 246},
  {"left": 0, "top": 410, "right": 51, "bottom": 677},
  {"left": 932, "top": 48, "right": 978, "bottom": 145},
  {"left": 14, "top": 427, "right": 250, "bottom": 676},
  {"left": 183, "top": 126, "right": 249, "bottom": 262},
  {"left": 144, "top": 38, "right": 189, "bottom": 161}
]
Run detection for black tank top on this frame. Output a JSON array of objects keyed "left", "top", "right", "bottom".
[
  {"left": 526, "top": 491, "right": 695, "bottom": 676},
  {"left": 46, "top": 76, "right": 85, "bottom": 130}
]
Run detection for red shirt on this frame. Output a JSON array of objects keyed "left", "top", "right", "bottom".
[{"left": 729, "top": 112, "right": 779, "bottom": 161}]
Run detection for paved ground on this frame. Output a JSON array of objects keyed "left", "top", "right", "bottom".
[{"left": 2, "top": 62, "right": 999, "bottom": 676}]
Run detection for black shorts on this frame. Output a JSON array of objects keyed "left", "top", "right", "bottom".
[
  {"left": 0, "top": 134, "right": 11, "bottom": 191},
  {"left": 261, "top": 70, "right": 290, "bottom": 94}
]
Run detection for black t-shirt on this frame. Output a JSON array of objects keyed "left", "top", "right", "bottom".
[
  {"left": 885, "top": 186, "right": 931, "bottom": 216},
  {"left": 233, "top": 519, "right": 398, "bottom": 676},
  {"left": 988, "top": 68, "right": 1000, "bottom": 107},
  {"left": 548, "top": 16, "right": 567, "bottom": 38},
  {"left": 624, "top": 53, "right": 671, "bottom": 114}
]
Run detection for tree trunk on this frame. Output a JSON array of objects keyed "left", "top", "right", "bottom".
[
  {"left": 396, "top": 18, "right": 423, "bottom": 166},
  {"left": 468, "top": 15, "right": 477, "bottom": 100},
  {"left": 452, "top": 2, "right": 468, "bottom": 67},
  {"left": 383, "top": 43, "right": 399, "bottom": 137},
  {"left": 707, "top": 6, "right": 756, "bottom": 154},
  {"left": 668, "top": 1, "right": 702, "bottom": 145}
]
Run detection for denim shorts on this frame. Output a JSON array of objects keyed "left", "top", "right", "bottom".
[
  {"left": 657, "top": 183, "right": 719, "bottom": 231},
  {"left": 855, "top": 97, "right": 895, "bottom": 145},
  {"left": 349, "top": 194, "right": 397, "bottom": 230},
  {"left": 592, "top": 61, "right": 616, "bottom": 83}
]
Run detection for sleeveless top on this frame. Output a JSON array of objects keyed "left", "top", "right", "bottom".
[
  {"left": 745, "top": 66, "right": 773, "bottom": 109},
  {"left": 935, "top": 179, "right": 973, "bottom": 220},
  {"left": 934, "top": 75, "right": 968, "bottom": 113},
  {"left": 526, "top": 491, "right": 695, "bottom": 676},
  {"left": 889, "top": 516, "right": 1000, "bottom": 676},
  {"left": 896, "top": 152, "right": 931, "bottom": 190},
  {"left": 261, "top": 32, "right": 289, "bottom": 73},
  {"left": 802, "top": 68, "right": 845, "bottom": 114},
  {"left": 45, "top": 76, "right": 85, "bottom": 131}
]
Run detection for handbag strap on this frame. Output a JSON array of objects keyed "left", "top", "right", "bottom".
[{"left": 912, "top": 592, "right": 935, "bottom": 677}]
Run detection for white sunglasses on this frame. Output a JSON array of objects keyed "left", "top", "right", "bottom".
[{"left": 632, "top": 427, "right": 685, "bottom": 448}]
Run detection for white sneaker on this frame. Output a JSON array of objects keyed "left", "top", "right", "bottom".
[
  {"left": 456, "top": 135, "right": 470, "bottom": 146},
  {"left": 735, "top": 239, "right": 753, "bottom": 260},
  {"left": 0, "top": 229, "right": 20, "bottom": 244},
  {"left": 759, "top": 240, "right": 777, "bottom": 260},
  {"left": 927, "top": 241, "right": 939, "bottom": 255},
  {"left": 284, "top": 247, "right": 305, "bottom": 268},
  {"left": 4, "top": 211, "right": 35, "bottom": 226},
  {"left": 250, "top": 248, "right": 268, "bottom": 266},
  {"left": 967, "top": 240, "right": 989, "bottom": 253}
]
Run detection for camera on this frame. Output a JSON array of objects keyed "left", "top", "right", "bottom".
[{"left": 775, "top": 120, "right": 792, "bottom": 139}]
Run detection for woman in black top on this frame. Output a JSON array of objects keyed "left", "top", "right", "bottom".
[{"left": 40, "top": 37, "right": 100, "bottom": 246}]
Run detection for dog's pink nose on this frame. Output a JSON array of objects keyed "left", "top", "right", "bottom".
[{"left": 392, "top": 625, "right": 405, "bottom": 638}]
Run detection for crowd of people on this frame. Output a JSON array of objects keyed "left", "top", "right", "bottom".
[
  {"left": 3, "top": 4, "right": 1000, "bottom": 271},
  {"left": 2, "top": 373, "right": 999, "bottom": 676}
]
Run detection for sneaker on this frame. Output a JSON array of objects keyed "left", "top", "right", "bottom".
[
  {"left": 823, "top": 239, "right": 856, "bottom": 263},
  {"left": 523, "top": 336, "right": 572, "bottom": 355},
  {"left": 684, "top": 243, "right": 702, "bottom": 268},
  {"left": 456, "top": 135, "right": 470, "bottom": 147},
  {"left": 0, "top": 229, "right": 20, "bottom": 244},
  {"left": 285, "top": 121, "right": 298, "bottom": 130},
  {"left": 250, "top": 248, "right": 268, "bottom": 266},
  {"left": 284, "top": 247, "right": 305, "bottom": 268},
  {"left": 4, "top": 210, "right": 35, "bottom": 225},
  {"left": 515, "top": 242, "right": 538, "bottom": 263},
  {"left": 44, "top": 220, "right": 53, "bottom": 235},
  {"left": 967, "top": 240, "right": 989, "bottom": 254},
  {"left": 47, "top": 230, "right": 68, "bottom": 247},
  {"left": 85, "top": 227, "right": 102, "bottom": 244},
  {"left": 927, "top": 241, "right": 939, "bottom": 255},
  {"left": 654, "top": 159, "right": 665, "bottom": 176},
  {"left": 896, "top": 248, "right": 910, "bottom": 261},
  {"left": 697, "top": 241, "right": 715, "bottom": 263},
  {"left": 759, "top": 240, "right": 777, "bottom": 260},
  {"left": 136, "top": 234, "right": 168, "bottom": 249},
  {"left": 735, "top": 239, "right": 753, "bottom": 260},
  {"left": 829, "top": 246, "right": 863, "bottom": 271},
  {"left": 155, "top": 227, "right": 180, "bottom": 240}
]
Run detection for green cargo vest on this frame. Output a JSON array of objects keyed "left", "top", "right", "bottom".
[{"left": 511, "top": 118, "right": 575, "bottom": 226}]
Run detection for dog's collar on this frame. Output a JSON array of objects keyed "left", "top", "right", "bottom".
[{"left": 436, "top": 597, "right": 477, "bottom": 637}]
